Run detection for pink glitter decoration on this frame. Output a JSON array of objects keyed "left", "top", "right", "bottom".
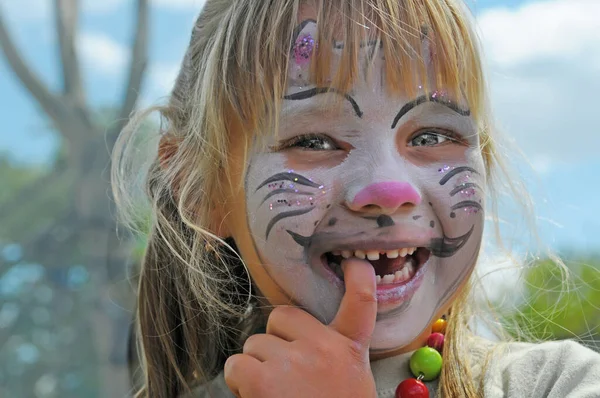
[
  {"left": 431, "top": 90, "right": 447, "bottom": 99},
  {"left": 438, "top": 165, "right": 451, "bottom": 173},
  {"left": 294, "top": 34, "right": 315, "bottom": 65}
]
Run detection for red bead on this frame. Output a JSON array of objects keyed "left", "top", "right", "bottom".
[
  {"left": 426, "top": 332, "right": 445, "bottom": 353},
  {"left": 395, "top": 378, "right": 429, "bottom": 398}
]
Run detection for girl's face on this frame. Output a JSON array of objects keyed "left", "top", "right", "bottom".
[{"left": 224, "top": 20, "right": 485, "bottom": 353}]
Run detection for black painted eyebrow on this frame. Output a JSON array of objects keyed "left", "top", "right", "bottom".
[
  {"left": 391, "top": 94, "right": 471, "bottom": 129},
  {"left": 283, "top": 88, "right": 363, "bottom": 118}
]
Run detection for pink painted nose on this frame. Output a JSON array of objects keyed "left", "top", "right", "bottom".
[{"left": 349, "top": 182, "right": 421, "bottom": 213}]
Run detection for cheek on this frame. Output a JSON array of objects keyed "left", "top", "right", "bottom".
[{"left": 244, "top": 156, "right": 336, "bottom": 259}]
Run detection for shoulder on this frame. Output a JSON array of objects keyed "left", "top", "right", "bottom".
[
  {"left": 180, "top": 372, "right": 235, "bottom": 398},
  {"left": 483, "top": 339, "right": 600, "bottom": 398}
]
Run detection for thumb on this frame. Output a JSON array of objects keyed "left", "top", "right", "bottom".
[{"left": 329, "top": 258, "right": 378, "bottom": 348}]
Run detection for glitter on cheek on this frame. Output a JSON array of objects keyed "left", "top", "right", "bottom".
[
  {"left": 462, "top": 188, "right": 476, "bottom": 198},
  {"left": 294, "top": 34, "right": 315, "bottom": 65},
  {"left": 438, "top": 165, "right": 451, "bottom": 173}
]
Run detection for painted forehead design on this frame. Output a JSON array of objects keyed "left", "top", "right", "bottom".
[{"left": 287, "top": 20, "right": 471, "bottom": 121}]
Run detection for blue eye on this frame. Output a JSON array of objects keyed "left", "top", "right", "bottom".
[
  {"left": 409, "top": 131, "right": 455, "bottom": 147},
  {"left": 284, "top": 134, "right": 338, "bottom": 151}
]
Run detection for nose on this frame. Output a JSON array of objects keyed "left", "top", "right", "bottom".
[{"left": 348, "top": 181, "right": 421, "bottom": 214}]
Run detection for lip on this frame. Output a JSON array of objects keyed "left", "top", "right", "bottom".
[
  {"left": 310, "top": 225, "right": 434, "bottom": 311},
  {"left": 317, "top": 253, "right": 428, "bottom": 312}
]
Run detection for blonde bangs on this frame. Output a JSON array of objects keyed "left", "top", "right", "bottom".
[{"left": 212, "top": 0, "right": 484, "bottom": 134}]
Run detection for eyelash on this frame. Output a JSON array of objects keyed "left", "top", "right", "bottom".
[
  {"left": 408, "top": 129, "right": 464, "bottom": 146},
  {"left": 273, "top": 133, "right": 339, "bottom": 151},
  {"left": 272, "top": 129, "right": 464, "bottom": 152}
]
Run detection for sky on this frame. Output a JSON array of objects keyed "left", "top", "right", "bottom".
[{"left": 0, "top": 0, "right": 599, "bottom": 254}]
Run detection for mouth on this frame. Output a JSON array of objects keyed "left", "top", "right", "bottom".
[{"left": 321, "top": 247, "right": 431, "bottom": 286}]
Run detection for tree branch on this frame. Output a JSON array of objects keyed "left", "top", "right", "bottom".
[
  {"left": 109, "top": 0, "right": 149, "bottom": 145},
  {"left": 0, "top": 8, "right": 69, "bottom": 129},
  {"left": 54, "top": 0, "right": 85, "bottom": 103}
]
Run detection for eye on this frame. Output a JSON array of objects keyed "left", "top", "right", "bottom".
[
  {"left": 279, "top": 134, "right": 339, "bottom": 151},
  {"left": 408, "top": 130, "right": 457, "bottom": 147}
]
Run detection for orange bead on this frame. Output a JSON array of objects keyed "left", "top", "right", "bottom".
[{"left": 431, "top": 319, "right": 446, "bottom": 334}]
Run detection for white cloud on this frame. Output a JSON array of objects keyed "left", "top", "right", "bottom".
[
  {"left": 78, "top": 33, "right": 129, "bottom": 76},
  {"left": 477, "top": 0, "right": 600, "bottom": 162},
  {"left": 478, "top": 0, "right": 600, "bottom": 69}
]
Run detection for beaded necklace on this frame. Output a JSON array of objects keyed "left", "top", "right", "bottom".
[{"left": 395, "top": 318, "right": 446, "bottom": 398}]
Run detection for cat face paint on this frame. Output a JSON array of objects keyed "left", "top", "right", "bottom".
[{"left": 243, "top": 20, "right": 485, "bottom": 351}]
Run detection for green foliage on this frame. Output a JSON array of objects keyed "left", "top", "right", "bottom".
[{"left": 502, "top": 257, "right": 600, "bottom": 347}]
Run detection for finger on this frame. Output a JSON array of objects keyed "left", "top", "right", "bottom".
[
  {"left": 266, "top": 305, "right": 326, "bottom": 341},
  {"left": 243, "top": 333, "right": 290, "bottom": 362},
  {"left": 224, "top": 354, "right": 263, "bottom": 397},
  {"left": 329, "top": 258, "right": 377, "bottom": 348}
]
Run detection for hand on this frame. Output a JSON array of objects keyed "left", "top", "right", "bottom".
[{"left": 224, "top": 258, "right": 378, "bottom": 398}]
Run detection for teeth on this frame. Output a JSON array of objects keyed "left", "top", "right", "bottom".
[
  {"left": 402, "top": 267, "right": 410, "bottom": 281},
  {"left": 366, "top": 251, "right": 380, "bottom": 261},
  {"left": 376, "top": 275, "right": 382, "bottom": 283},
  {"left": 382, "top": 274, "right": 395, "bottom": 284},
  {"left": 330, "top": 247, "right": 420, "bottom": 262},
  {"left": 386, "top": 250, "right": 399, "bottom": 259},
  {"left": 394, "top": 270, "right": 403, "bottom": 282}
]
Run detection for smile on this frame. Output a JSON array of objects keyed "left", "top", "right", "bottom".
[{"left": 323, "top": 247, "right": 431, "bottom": 286}]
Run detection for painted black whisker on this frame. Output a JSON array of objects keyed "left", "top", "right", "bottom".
[
  {"left": 451, "top": 201, "right": 483, "bottom": 211},
  {"left": 256, "top": 172, "right": 321, "bottom": 192},
  {"left": 449, "top": 183, "right": 481, "bottom": 197},
  {"left": 265, "top": 207, "right": 315, "bottom": 239},
  {"left": 260, "top": 189, "right": 315, "bottom": 206},
  {"left": 429, "top": 225, "right": 474, "bottom": 258},
  {"left": 439, "top": 166, "right": 479, "bottom": 186},
  {"left": 287, "top": 230, "right": 311, "bottom": 248}
]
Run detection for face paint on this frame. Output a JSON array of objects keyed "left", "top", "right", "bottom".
[{"left": 242, "top": 20, "right": 485, "bottom": 352}]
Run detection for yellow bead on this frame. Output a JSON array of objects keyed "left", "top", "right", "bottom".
[{"left": 432, "top": 319, "right": 446, "bottom": 334}]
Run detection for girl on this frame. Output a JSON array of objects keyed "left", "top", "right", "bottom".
[{"left": 112, "top": 0, "right": 600, "bottom": 397}]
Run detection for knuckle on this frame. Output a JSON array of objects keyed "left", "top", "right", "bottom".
[
  {"left": 268, "top": 305, "right": 296, "bottom": 324},
  {"left": 247, "top": 375, "right": 270, "bottom": 396},
  {"left": 242, "top": 334, "right": 260, "bottom": 353},
  {"left": 345, "top": 340, "right": 367, "bottom": 363},
  {"left": 354, "top": 289, "right": 377, "bottom": 305},
  {"left": 224, "top": 355, "right": 243, "bottom": 380},
  {"left": 312, "top": 339, "right": 334, "bottom": 357}
]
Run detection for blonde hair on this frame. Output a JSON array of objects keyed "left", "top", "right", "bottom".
[{"left": 112, "top": 0, "right": 526, "bottom": 397}]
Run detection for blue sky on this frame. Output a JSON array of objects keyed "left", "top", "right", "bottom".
[{"left": 1, "top": 0, "right": 599, "bottom": 254}]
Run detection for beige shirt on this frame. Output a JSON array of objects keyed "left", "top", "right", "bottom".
[{"left": 184, "top": 339, "right": 600, "bottom": 397}]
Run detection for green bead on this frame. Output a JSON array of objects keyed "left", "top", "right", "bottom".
[{"left": 409, "top": 347, "right": 443, "bottom": 381}]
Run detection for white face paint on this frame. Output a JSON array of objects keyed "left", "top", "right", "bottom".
[{"left": 243, "top": 21, "right": 485, "bottom": 351}]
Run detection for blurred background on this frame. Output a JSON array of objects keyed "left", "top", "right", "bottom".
[{"left": 0, "top": 0, "right": 598, "bottom": 397}]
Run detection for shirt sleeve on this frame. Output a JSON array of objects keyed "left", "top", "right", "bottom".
[{"left": 484, "top": 340, "right": 600, "bottom": 398}]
